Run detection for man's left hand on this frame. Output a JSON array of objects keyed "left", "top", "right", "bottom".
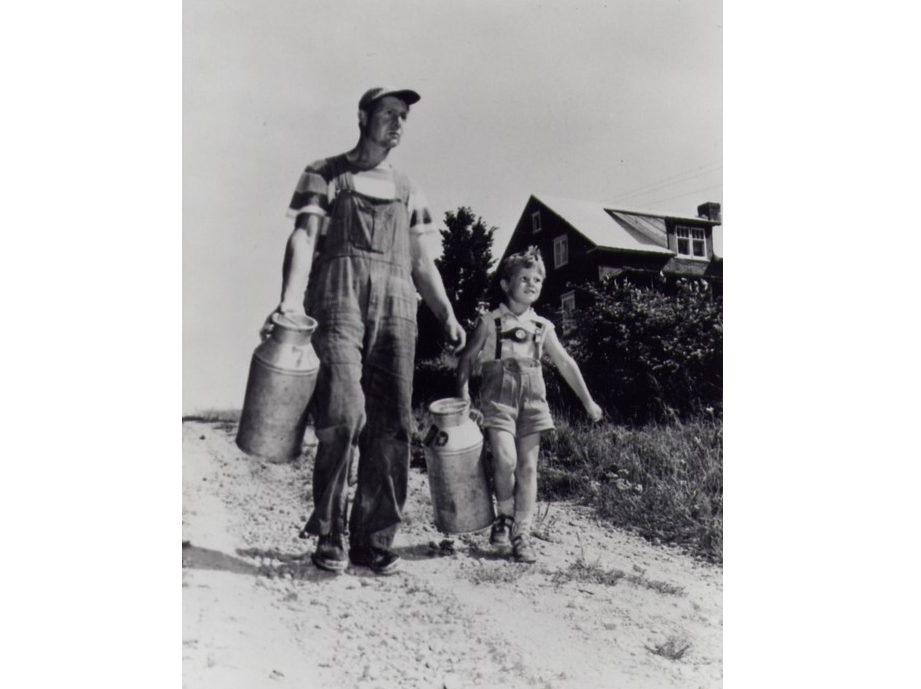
[{"left": 443, "top": 316, "right": 466, "bottom": 353}]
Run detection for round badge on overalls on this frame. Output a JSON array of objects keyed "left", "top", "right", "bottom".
[{"left": 512, "top": 328, "right": 527, "bottom": 343}]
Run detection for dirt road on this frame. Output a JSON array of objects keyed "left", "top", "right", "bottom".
[{"left": 182, "top": 420, "right": 722, "bottom": 689}]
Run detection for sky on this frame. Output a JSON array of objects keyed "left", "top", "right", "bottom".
[{"left": 183, "top": 0, "right": 722, "bottom": 413}]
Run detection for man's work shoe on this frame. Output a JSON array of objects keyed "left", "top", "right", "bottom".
[
  {"left": 489, "top": 515, "right": 515, "bottom": 546},
  {"left": 511, "top": 532, "right": 537, "bottom": 564},
  {"left": 348, "top": 546, "right": 401, "bottom": 575},
  {"left": 311, "top": 533, "right": 348, "bottom": 573}
]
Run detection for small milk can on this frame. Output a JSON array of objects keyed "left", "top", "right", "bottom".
[
  {"left": 423, "top": 398, "right": 495, "bottom": 534},
  {"left": 236, "top": 313, "right": 320, "bottom": 460}
]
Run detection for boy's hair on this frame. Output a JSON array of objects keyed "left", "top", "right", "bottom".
[{"left": 501, "top": 246, "right": 546, "bottom": 282}]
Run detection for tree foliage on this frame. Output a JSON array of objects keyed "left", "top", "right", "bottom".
[
  {"left": 417, "top": 207, "right": 496, "bottom": 358},
  {"left": 435, "top": 207, "right": 496, "bottom": 329},
  {"left": 563, "top": 278, "right": 723, "bottom": 423}
]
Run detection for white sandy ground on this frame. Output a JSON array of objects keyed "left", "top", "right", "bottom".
[{"left": 182, "top": 420, "right": 722, "bottom": 689}]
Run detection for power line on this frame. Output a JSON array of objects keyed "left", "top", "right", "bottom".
[
  {"left": 616, "top": 167, "right": 723, "bottom": 204},
  {"left": 610, "top": 160, "right": 722, "bottom": 203},
  {"left": 643, "top": 183, "right": 723, "bottom": 208}
]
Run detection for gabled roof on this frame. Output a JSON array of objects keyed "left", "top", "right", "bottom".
[{"left": 532, "top": 194, "right": 717, "bottom": 256}]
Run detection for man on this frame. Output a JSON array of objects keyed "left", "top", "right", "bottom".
[{"left": 268, "top": 87, "right": 465, "bottom": 575}]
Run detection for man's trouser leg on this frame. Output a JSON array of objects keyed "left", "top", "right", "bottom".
[
  {"left": 304, "top": 317, "right": 365, "bottom": 538},
  {"left": 348, "top": 308, "right": 416, "bottom": 550}
]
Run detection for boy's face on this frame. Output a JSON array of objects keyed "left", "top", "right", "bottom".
[{"left": 501, "top": 266, "right": 545, "bottom": 306}]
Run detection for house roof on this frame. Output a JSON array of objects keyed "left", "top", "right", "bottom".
[{"left": 533, "top": 194, "right": 718, "bottom": 256}]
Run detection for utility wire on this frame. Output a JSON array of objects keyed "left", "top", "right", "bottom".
[
  {"left": 610, "top": 160, "right": 722, "bottom": 203},
  {"left": 642, "top": 183, "right": 723, "bottom": 208},
  {"left": 616, "top": 167, "right": 722, "bottom": 204}
]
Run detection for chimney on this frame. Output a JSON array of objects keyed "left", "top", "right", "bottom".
[{"left": 697, "top": 202, "right": 721, "bottom": 223}]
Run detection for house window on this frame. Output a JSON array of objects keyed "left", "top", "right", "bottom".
[
  {"left": 675, "top": 226, "right": 707, "bottom": 259},
  {"left": 531, "top": 211, "right": 542, "bottom": 233},
  {"left": 553, "top": 235, "right": 569, "bottom": 268},
  {"left": 560, "top": 291, "right": 576, "bottom": 333}
]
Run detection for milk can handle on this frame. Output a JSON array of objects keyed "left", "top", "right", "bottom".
[{"left": 422, "top": 425, "right": 439, "bottom": 446}]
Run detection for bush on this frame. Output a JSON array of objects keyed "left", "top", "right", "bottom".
[
  {"left": 412, "top": 354, "right": 458, "bottom": 409},
  {"left": 566, "top": 278, "right": 722, "bottom": 424}
]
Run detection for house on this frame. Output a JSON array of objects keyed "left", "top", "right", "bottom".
[{"left": 495, "top": 194, "right": 723, "bottom": 326}]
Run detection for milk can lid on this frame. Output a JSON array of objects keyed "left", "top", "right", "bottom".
[
  {"left": 428, "top": 398, "right": 470, "bottom": 416},
  {"left": 272, "top": 312, "right": 317, "bottom": 331}
]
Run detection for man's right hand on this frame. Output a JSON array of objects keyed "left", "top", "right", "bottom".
[{"left": 260, "top": 304, "right": 307, "bottom": 340}]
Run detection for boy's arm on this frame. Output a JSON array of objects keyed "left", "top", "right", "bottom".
[
  {"left": 543, "top": 328, "right": 603, "bottom": 422},
  {"left": 456, "top": 317, "right": 488, "bottom": 403},
  {"left": 410, "top": 233, "right": 466, "bottom": 352}
]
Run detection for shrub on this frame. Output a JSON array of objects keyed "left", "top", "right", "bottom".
[
  {"left": 565, "top": 278, "right": 722, "bottom": 424},
  {"left": 412, "top": 354, "right": 458, "bottom": 408}
]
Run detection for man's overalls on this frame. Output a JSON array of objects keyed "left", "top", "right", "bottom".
[{"left": 303, "top": 157, "right": 417, "bottom": 550}]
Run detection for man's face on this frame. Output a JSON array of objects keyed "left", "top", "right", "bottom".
[{"left": 363, "top": 96, "right": 410, "bottom": 149}]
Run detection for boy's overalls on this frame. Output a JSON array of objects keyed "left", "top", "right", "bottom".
[{"left": 479, "top": 307, "right": 555, "bottom": 437}]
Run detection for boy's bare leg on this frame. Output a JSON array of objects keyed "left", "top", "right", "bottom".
[
  {"left": 512, "top": 433, "right": 541, "bottom": 534},
  {"left": 487, "top": 428, "right": 518, "bottom": 509}
]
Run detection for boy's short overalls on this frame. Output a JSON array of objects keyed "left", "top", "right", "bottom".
[
  {"left": 303, "top": 158, "right": 417, "bottom": 550},
  {"left": 479, "top": 306, "right": 555, "bottom": 438}
]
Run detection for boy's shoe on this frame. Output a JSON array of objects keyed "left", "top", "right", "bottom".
[
  {"left": 348, "top": 546, "right": 401, "bottom": 575},
  {"left": 311, "top": 533, "right": 348, "bottom": 573},
  {"left": 489, "top": 515, "right": 515, "bottom": 546},
  {"left": 511, "top": 532, "right": 537, "bottom": 564}
]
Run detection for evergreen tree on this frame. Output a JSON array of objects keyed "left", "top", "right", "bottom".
[
  {"left": 435, "top": 207, "right": 496, "bottom": 330},
  {"left": 416, "top": 207, "right": 496, "bottom": 359}
]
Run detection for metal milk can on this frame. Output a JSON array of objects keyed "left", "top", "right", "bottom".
[
  {"left": 423, "top": 398, "right": 495, "bottom": 534},
  {"left": 236, "top": 313, "right": 320, "bottom": 460}
]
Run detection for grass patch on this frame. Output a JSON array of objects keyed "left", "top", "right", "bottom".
[
  {"left": 182, "top": 409, "right": 241, "bottom": 436},
  {"left": 540, "top": 413, "right": 722, "bottom": 563},
  {"left": 645, "top": 636, "right": 692, "bottom": 661},
  {"left": 532, "top": 503, "right": 561, "bottom": 543},
  {"left": 551, "top": 556, "right": 684, "bottom": 596},
  {"left": 182, "top": 409, "right": 241, "bottom": 424},
  {"left": 465, "top": 563, "right": 530, "bottom": 586}
]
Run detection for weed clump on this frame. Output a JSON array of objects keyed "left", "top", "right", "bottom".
[
  {"left": 552, "top": 556, "right": 684, "bottom": 596},
  {"left": 540, "top": 415, "right": 722, "bottom": 563},
  {"left": 645, "top": 636, "right": 692, "bottom": 661}
]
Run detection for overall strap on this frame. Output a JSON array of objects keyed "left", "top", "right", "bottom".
[
  {"left": 494, "top": 317, "right": 503, "bottom": 360},
  {"left": 335, "top": 155, "right": 356, "bottom": 194},
  {"left": 532, "top": 321, "right": 545, "bottom": 360}
]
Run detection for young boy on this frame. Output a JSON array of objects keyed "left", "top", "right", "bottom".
[{"left": 456, "top": 247, "right": 603, "bottom": 563}]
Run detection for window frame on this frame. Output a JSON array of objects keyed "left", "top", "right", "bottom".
[
  {"left": 531, "top": 211, "right": 542, "bottom": 233},
  {"left": 674, "top": 225, "right": 708, "bottom": 260},
  {"left": 553, "top": 234, "right": 569, "bottom": 268},
  {"left": 560, "top": 290, "right": 576, "bottom": 333}
]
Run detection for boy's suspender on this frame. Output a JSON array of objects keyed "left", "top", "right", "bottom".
[
  {"left": 533, "top": 321, "right": 545, "bottom": 360},
  {"left": 494, "top": 317, "right": 545, "bottom": 360}
]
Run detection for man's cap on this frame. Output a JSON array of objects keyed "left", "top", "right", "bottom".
[{"left": 358, "top": 87, "right": 421, "bottom": 112}]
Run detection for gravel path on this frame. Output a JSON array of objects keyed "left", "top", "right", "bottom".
[{"left": 182, "top": 420, "right": 722, "bottom": 689}]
